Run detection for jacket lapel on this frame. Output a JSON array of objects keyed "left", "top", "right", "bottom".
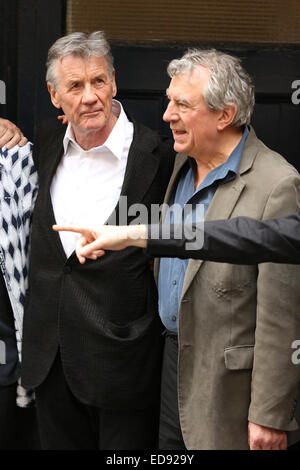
[
  {"left": 162, "top": 153, "right": 188, "bottom": 207},
  {"left": 40, "top": 125, "right": 68, "bottom": 262},
  {"left": 107, "top": 120, "right": 164, "bottom": 225},
  {"left": 153, "top": 153, "right": 188, "bottom": 281}
]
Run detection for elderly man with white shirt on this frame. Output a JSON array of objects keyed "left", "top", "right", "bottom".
[
  {"left": 16, "top": 31, "right": 175, "bottom": 450},
  {"left": 51, "top": 100, "right": 133, "bottom": 258}
]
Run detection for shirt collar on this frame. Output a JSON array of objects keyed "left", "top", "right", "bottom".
[
  {"left": 63, "top": 100, "right": 128, "bottom": 160},
  {"left": 223, "top": 125, "right": 250, "bottom": 175}
]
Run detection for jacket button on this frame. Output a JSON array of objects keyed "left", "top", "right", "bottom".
[{"left": 63, "top": 266, "right": 72, "bottom": 274}]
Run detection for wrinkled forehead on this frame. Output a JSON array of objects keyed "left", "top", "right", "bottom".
[
  {"left": 57, "top": 54, "right": 108, "bottom": 72},
  {"left": 55, "top": 54, "right": 111, "bottom": 86}
]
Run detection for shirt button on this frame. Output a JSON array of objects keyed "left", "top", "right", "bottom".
[
  {"left": 172, "top": 280, "right": 177, "bottom": 285},
  {"left": 172, "top": 315, "right": 177, "bottom": 322},
  {"left": 63, "top": 266, "right": 72, "bottom": 274}
]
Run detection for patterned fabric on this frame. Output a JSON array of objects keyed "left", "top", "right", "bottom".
[{"left": 0, "top": 143, "right": 38, "bottom": 406}]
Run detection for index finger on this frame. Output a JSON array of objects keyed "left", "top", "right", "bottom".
[{"left": 53, "top": 224, "right": 87, "bottom": 234}]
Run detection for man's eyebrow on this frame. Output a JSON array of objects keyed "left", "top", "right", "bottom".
[
  {"left": 176, "top": 97, "right": 192, "bottom": 105},
  {"left": 65, "top": 76, "right": 82, "bottom": 85},
  {"left": 165, "top": 90, "right": 192, "bottom": 105},
  {"left": 92, "top": 72, "right": 106, "bottom": 79}
]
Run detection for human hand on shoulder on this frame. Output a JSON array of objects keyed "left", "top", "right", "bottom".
[
  {"left": 0, "top": 118, "right": 28, "bottom": 149},
  {"left": 57, "top": 114, "right": 68, "bottom": 125}
]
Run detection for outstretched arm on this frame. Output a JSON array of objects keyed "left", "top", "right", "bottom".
[
  {"left": 53, "top": 212, "right": 300, "bottom": 265},
  {"left": 147, "top": 213, "right": 300, "bottom": 264}
]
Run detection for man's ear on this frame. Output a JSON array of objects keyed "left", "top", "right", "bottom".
[
  {"left": 47, "top": 83, "right": 61, "bottom": 109},
  {"left": 217, "top": 104, "right": 237, "bottom": 131}
]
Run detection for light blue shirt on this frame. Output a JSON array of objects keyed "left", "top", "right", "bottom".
[{"left": 158, "top": 127, "right": 250, "bottom": 332}]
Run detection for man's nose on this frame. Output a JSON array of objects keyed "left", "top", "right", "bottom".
[
  {"left": 81, "top": 85, "right": 97, "bottom": 104},
  {"left": 163, "top": 101, "right": 178, "bottom": 122}
]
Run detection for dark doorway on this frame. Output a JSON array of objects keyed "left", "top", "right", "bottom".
[{"left": 1, "top": 1, "right": 300, "bottom": 171}]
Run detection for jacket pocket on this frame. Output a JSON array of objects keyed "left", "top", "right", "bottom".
[{"left": 224, "top": 345, "right": 254, "bottom": 370}]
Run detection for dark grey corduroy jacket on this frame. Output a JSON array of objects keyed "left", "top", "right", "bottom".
[{"left": 21, "top": 117, "right": 175, "bottom": 410}]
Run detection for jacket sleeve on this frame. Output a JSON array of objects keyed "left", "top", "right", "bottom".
[
  {"left": 247, "top": 174, "right": 300, "bottom": 431},
  {"left": 145, "top": 212, "right": 300, "bottom": 264}
]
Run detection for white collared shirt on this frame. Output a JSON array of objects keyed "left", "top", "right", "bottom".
[{"left": 50, "top": 100, "right": 134, "bottom": 258}]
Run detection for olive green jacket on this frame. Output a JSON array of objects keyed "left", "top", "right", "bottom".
[{"left": 155, "top": 128, "right": 300, "bottom": 449}]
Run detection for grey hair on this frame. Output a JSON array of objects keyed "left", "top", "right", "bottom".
[
  {"left": 46, "top": 31, "right": 114, "bottom": 90},
  {"left": 167, "top": 48, "right": 255, "bottom": 127}
]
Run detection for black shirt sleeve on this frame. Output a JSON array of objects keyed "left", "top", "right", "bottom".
[{"left": 146, "top": 213, "right": 300, "bottom": 264}]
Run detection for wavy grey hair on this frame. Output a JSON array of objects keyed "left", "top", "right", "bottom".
[
  {"left": 167, "top": 48, "right": 255, "bottom": 127},
  {"left": 46, "top": 31, "right": 114, "bottom": 90}
]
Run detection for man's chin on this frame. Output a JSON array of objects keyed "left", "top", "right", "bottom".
[
  {"left": 173, "top": 141, "right": 188, "bottom": 154},
  {"left": 80, "top": 118, "right": 105, "bottom": 131}
]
